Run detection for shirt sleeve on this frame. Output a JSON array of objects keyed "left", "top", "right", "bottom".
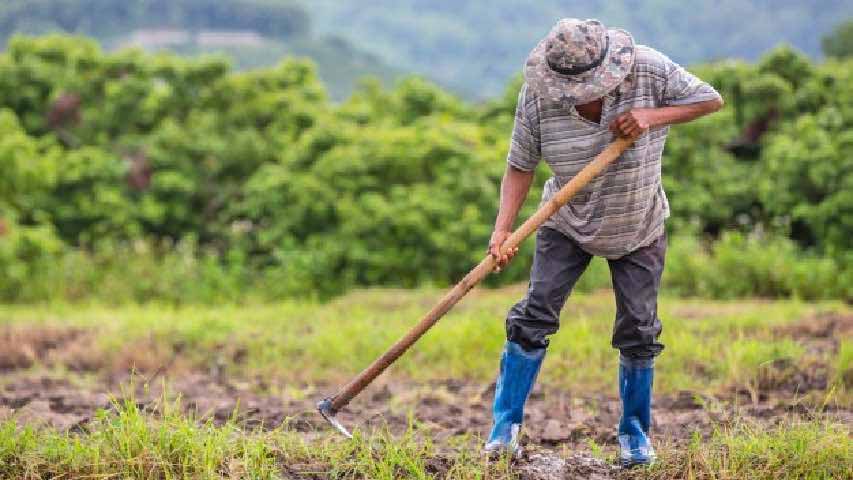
[
  {"left": 506, "top": 84, "right": 542, "bottom": 172},
  {"left": 660, "top": 55, "right": 722, "bottom": 106}
]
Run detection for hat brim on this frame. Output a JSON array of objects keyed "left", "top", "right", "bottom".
[{"left": 524, "top": 28, "right": 635, "bottom": 105}]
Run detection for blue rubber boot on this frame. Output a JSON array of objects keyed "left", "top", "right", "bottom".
[
  {"left": 484, "top": 341, "right": 545, "bottom": 457},
  {"left": 618, "top": 356, "right": 656, "bottom": 468}
]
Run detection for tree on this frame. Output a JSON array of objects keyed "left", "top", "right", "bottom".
[{"left": 822, "top": 19, "right": 853, "bottom": 58}]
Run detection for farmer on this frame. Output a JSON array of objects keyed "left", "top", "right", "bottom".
[{"left": 485, "top": 18, "right": 723, "bottom": 467}]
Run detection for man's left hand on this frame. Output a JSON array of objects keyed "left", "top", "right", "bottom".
[{"left": 609, "top": 108, "right": 658, "bottom": 138}]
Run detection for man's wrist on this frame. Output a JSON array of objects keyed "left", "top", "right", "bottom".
[{"left": 646, "top": 108, "right": 666, "bottom": 128}]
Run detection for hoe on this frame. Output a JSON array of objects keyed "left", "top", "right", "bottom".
[{"left": 318, "top": 136, "right": 635, "bottom": 437}]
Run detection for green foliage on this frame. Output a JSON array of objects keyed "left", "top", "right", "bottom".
[
  {"left": 658, "top": 103, "right": 753, "bottom": 234},
  {"left": 759, "top": 110, "right": 853, "bottom": 256},
  {"left": 0, "top": 109, "right": 58, "bottom": 208},
  {"left": 758, "top": 46, "right": 814, "bottom": 91},
  {"left": 0, "top": 221, "right": 64, "bottom": 303},
  {"left": 822, "top": 19, "right": 853, "bottom": 58},
  {"left": 664, "top": 232, "right": 849, "bottom": 301},
  {"left": 661, "top": 49, "right": 852, "bottom": 258},
  {"left": 0, "top": 36, "right": 851, "bottom": 303}
]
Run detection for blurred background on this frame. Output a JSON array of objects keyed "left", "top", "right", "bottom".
[{"left": 0, "top": 0, "right": 852, "bottom": 304}]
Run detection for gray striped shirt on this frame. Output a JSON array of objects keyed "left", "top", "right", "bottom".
[{"left": 508, "top": 45, "right": 721, "bottom": 258}]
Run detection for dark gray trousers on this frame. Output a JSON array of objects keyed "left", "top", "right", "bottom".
[{"left": 506, "top": 226, "right": 666, "bottom": 359}]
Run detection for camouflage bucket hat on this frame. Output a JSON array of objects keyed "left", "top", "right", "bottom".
[{"left": 525, "top": 18, "right": 635, "bottom": 105}]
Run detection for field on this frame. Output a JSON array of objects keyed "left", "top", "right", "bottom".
[
  {"left": 1, "top": 8, "right": 852, "bottom": 479},
  {"left": 0, "top": 285, "right": 850, "bottom": 479}
]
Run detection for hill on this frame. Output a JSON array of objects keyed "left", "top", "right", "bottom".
[
  {"left": 305, "top": 0, "right": 853, "bottom": 98},
  {"left": 0, "top": 0, "right": 400, "bottom": 99}
]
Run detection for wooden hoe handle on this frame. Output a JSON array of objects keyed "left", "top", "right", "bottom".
[{"left": 325, "top": 136, "right": 635, "bottom": 414}]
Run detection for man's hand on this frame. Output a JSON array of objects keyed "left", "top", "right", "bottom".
[
  {"left": 491, "top": 165, "right": 535, "bottom": 272},
  {"left": 609, "top": 99, "right": 724, "bottom": 138},
  {"left": 489, "top": 229, "right": 518, "bottom": 272},
  {"left": 609, "top": 108, "right": 657, "bottom": 138}
]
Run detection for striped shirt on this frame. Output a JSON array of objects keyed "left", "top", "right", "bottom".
[{"left": 507, "top": 45, "right": 722, "bottom": 259}]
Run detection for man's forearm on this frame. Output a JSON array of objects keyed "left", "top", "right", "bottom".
[
  {"left": 610, "top": 98, "right": 723, "bottom": 137},
  {"left": 648, "top": 98, "right": 724, "bottom": 127},
  {"left": 494, "top": 165, "right": 536, "bottom": 232}
]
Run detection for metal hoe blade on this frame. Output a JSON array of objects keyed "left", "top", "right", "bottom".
[{"left": 317, "top": 398, "right": 353, "bottom": 438}]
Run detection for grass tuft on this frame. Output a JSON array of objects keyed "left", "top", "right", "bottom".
[
  {"left": 0, "top": 391, "right": 281, "bottom": 479},
  {"left": 649, "top": 417, "right": 852, "bottom": 480}
]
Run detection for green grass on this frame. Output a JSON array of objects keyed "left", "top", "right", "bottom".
[
  {"left": 0, "top": 390, "right": 507, "bottom": 479},
  {"left": 0, "top": 393, "right": 848, "bottom": 479},
  {"left": 0, "top": 287, "right": 841, "bottom": 396},
  {"left": 651, "top": 418, "right": 852, "bottom": 480},
  {"left": 0, "top": 394, "right": 282, "bottom": 479},
  {"left": 0, "top": 288, "right": 850, "bottom": 478},
  {"left": 0, "top": 287, "right": 850, "bottom": 392},
  {"left": 836, "top": 339, "right": 853, "bottom": 388}
]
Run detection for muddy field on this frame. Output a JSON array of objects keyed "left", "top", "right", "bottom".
[{"left": 0, "top": 311, "right": 851, "bottom": 479}]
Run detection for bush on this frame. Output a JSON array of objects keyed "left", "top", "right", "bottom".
[
  {"left": 0, "top": 219, "right": 64, "bottom": 302},
  {"left": 0, "top": 37, "right": 851, "bottom": 303},
  {"left": 664, "top": 231, "right": 849, "bottom": 301},
  {"left": 0, "top": 228, "right": 847, "bottom": 304}
]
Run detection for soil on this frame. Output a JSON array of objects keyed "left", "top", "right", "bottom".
[{"left": 0, "top": 312, "right": 850, "bottom": 479}]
